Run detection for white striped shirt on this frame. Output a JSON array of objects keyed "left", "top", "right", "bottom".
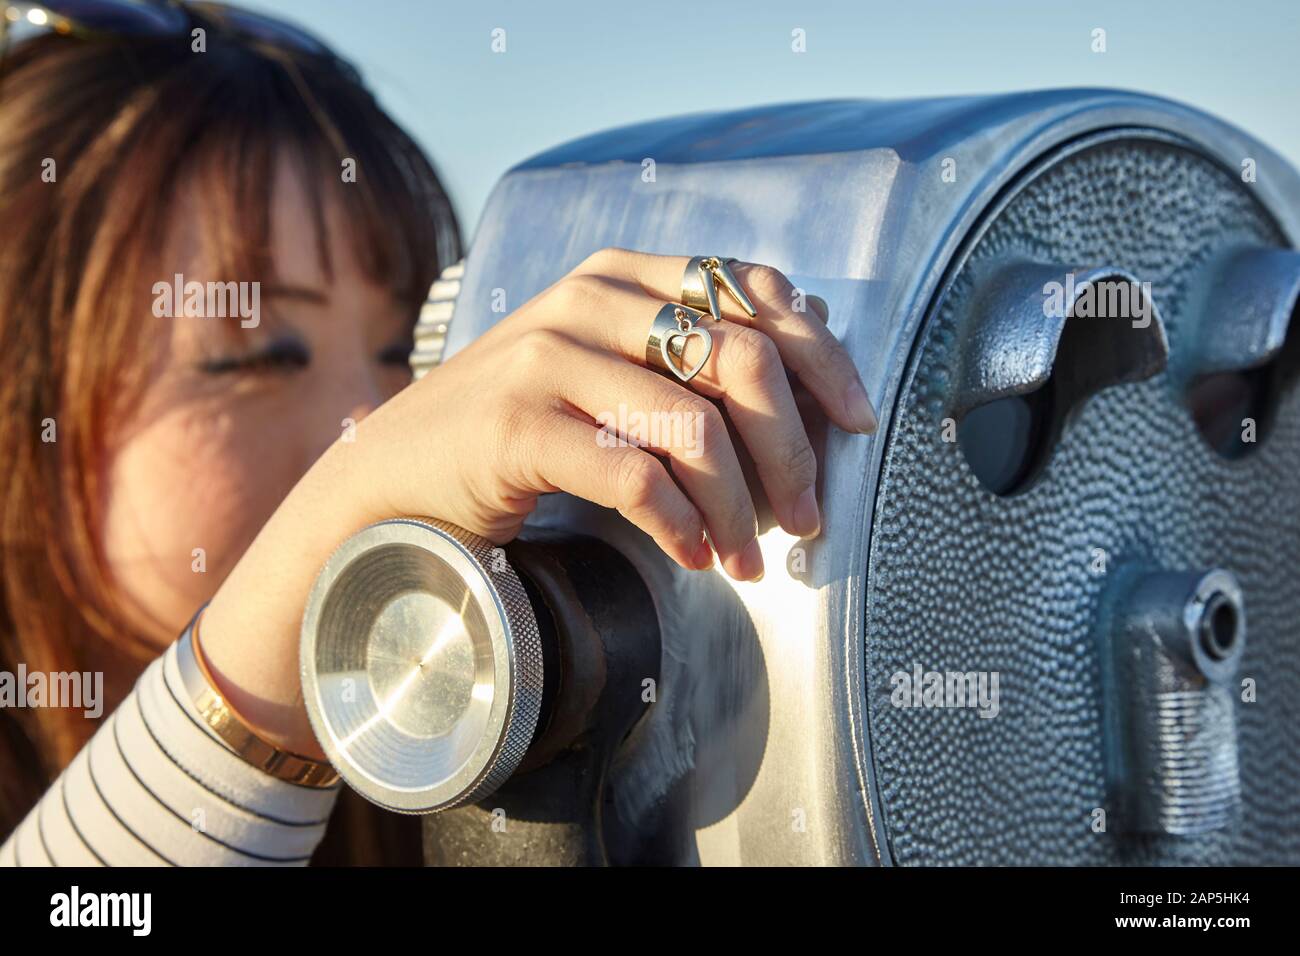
[{"left": 0, "top": 640, "right": 340, "bottom": 866}]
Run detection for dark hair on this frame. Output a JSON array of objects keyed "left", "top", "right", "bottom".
[{"left": 0, "top": 23, "right": 459, "bottom": 863}]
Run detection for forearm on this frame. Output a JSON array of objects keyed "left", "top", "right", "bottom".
[{"left": 199, "top": 440, "right": 389, "bottom": 762}]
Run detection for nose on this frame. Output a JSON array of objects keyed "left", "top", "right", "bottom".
[
  {"left": 305, "top": 362, "right": 386, "bottom": 465},
  {"left": 343, "top": 388, "right": 382, "bottom": 428}
]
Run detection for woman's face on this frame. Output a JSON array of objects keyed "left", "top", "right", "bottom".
[{"left": 101, "top": 152, "right": 416, "bottom": 649}]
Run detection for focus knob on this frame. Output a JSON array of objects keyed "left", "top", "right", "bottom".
[{"left": 300, "top": 518, "right": 544, "bottom": 814}]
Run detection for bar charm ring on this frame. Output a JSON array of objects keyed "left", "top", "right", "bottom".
[{"left": 682, "top": 256, "right": 757, "bottom": 322}]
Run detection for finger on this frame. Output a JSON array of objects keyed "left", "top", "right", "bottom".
[
  {"left": 521, "top": 410, "right": 714, "bottom": 573},
  {"left": 553, "top": 278, "right": 821, "bottom": 541},
  {"left": 570, "top": 249, "right": 876, "bottom": 434},
  {"left": 807, "top": 294, "right": 829, "bottom": 323},
  {"left": 674, "top": 323, "right": 820, "bottom": 540},
  {"left": 552, "top": 344, "right": 765, "bottom": 579}
]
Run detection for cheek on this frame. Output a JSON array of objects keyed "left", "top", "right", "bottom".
[{"left": 101, "top": 396, "right": 315, "bottom": 643}]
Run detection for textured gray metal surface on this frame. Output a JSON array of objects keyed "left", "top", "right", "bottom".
[
  {"left": 867, "top": 136, "right": 1298, "bottom": 864},
  {"left": 441, "top": 92, "right": 1300, "bottom": 865}
]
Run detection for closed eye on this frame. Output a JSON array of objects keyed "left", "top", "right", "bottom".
[
  {"left": 378, "top": 340, "right": 414, "bottom": 366},
  {"left": 200, "top": 337, "right": 311, "bottom": 374}
]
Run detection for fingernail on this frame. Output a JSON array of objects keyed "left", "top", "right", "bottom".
[
  {"left": 808, "top": 295, "right": 829, "bottom": 322},
  {"left": 692, "top": 537, "right": 715, "bottom": 570},
  {"left": 792, "top": 485, "right": 821, "bottom": 538},
  {"left": 845, "top": 379, "right": 878, "bottom": 434},
  {"left": 738, "top": 537, "right": 764, "bottom": 582},
  {"left": 724, "top": 537, "right": 765, "bottom": 582}
]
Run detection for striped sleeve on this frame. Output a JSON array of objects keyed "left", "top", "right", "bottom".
[{"left": 0, "top": 641, "right": 341, "bottom": 867}]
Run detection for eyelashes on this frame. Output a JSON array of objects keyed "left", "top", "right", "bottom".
[
  {"left": 199, "top": 337, "right": 310, "bottom": 375},
  {"left": 199, "top": 337, "right": 413, "bottom": 374},
  {"left": 377, "top": 340, "right": 415, "bottom": 366}
]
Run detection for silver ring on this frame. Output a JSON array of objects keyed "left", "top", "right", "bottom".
[
  {"left": 682, "top": 256, "right": 757, "bottom": 321},
  {"left": 647, "top": 303, "right": 712, "bottom": 384}
]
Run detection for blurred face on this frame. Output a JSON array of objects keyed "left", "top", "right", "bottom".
[{"left": 101, "top": 152, "right": 416, "bottom": 649}]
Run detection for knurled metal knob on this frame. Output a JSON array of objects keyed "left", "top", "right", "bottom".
[
  {"left": 300, "top": 518, "right": 544, "bottom": 814},
  {"left": 409, "top": 260, "right": 464, "bottom": 380}
]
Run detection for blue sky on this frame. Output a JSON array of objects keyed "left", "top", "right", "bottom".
[{"left": 246, "top": 0, "right": 1300, "bottom": 237}]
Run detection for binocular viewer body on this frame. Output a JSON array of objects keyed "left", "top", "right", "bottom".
[{"left": 303, "top": 90, "right": 1300, "bottom": 865}]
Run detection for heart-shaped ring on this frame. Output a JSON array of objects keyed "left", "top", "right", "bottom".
[
  {"left": 647, "top": 303, "right": 712, "bottom": 384},
  {"left": 662, "top": 323, "right": 712, "bottom": 383}
]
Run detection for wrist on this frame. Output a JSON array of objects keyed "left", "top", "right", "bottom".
[{"left": 199, "top": 654, "right": 329, "bottom": 763}]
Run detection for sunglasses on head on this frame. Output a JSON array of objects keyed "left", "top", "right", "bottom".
[{"left": 2, "top": 0, "right": 338, "bottom": 59}]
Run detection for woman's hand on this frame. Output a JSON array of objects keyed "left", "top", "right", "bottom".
[{"left": 199, "top": 249, "right": 876, "bottom": 758}]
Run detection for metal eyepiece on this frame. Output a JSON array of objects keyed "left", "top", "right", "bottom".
[{"left": 300, "top": 518, "right": 544, "bottom": 815}]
